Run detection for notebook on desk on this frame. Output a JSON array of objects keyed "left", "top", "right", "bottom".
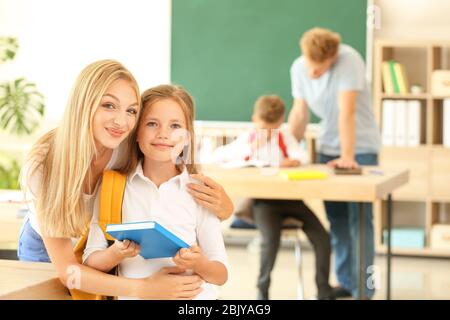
[{"left": 106, "top": 221, "right": 189, "bottom": 259}]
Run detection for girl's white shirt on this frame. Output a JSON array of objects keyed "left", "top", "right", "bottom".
[{"left": 83, "top": 161, "right": 229, "bottom": 300}]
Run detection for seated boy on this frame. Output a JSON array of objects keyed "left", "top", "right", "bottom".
[{"left": 213, "top": 95, "right": 334, "bottom": 300}]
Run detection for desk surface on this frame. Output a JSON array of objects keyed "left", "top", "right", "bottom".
[
  {"left": 0, "top": 259, "right": 70, "bottom": 299},
  {"left": 200, "top": 165, "right": 409, "bottom": 202}
]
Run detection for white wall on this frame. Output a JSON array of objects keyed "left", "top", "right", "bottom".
[
  {"left": 0, "top": 0, "right": 171, "bottom": 123},
  {"left": 374, "top": 0, "right": 450, "bottom": 40}
]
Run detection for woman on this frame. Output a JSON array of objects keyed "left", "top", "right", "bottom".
[{"left": 19, "top": 60, "right": 233, "bottom": 299}]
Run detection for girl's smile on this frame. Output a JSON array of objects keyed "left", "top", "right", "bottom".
[
  {"left": 150, "top": 142, "right": 175, "bottom": 150},
  {"left": 137, "top": 98, "right": 187, "bottom": 163}
]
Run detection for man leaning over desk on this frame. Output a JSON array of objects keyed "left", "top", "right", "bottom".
[{"left": 287, "top": 27, "right": 381, "bottom": 299}]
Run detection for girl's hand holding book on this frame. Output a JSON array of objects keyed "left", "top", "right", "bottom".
[
  {"left": 172, "top": 245, "right": 206, "bottom": 270},
  {"left": 113, "top": 239, "right": 141, "bottom": 259}
]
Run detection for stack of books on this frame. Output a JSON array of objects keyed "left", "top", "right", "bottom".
[{"left": 382, "top": 60, "right": 410, "bottom": 94}]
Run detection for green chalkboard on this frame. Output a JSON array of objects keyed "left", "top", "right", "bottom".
[{"left": 171, "top": 0, "right": 367, "bottom": 122}]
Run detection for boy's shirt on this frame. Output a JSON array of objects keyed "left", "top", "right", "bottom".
[
  {"left": 83, "top": 162, "right": 229, "bottom": 300},
  {"left": 212, "top": 127, "right": 309, "bottom": 166}
]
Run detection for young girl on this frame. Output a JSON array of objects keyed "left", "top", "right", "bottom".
[
  {"left": 83, "top": 84, "right": 228, "bottom": 299},
  {"left": 19, "top": 60, "right": 232, "bottom": 299}
]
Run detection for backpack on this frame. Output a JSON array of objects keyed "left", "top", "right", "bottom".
[{"left": 70, "top": 170, "right": 126, "bottom": 300}]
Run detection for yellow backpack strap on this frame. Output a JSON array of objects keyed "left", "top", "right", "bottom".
[
  {"left": 71, "top": 170, "right": 127, "bottom": 300},
  {"left": 98, "top": 170, "right": 127, "bottom": 239}
]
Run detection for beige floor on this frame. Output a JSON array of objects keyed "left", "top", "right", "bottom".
[
  {"left": 218, "top": 243, "right": 450, "bottom": 300},
  {"left": 2, "top": 197, "right": 449, "bottom": 300}
]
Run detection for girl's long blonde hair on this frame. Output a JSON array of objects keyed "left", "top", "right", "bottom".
[
  {"left": 23, "top": 60, "right": 140, "bottom": 237},
  {"left": 124, "top": 84, "right": 197, "bottom": 175}
]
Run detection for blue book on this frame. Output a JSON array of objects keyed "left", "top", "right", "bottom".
[{"left": 106, "top": 221, "right": 189, "bottom": 259}]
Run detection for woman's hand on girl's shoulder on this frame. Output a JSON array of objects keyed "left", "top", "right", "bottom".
[{"left": 187, "top": 173, "right": 234, "bottom": 220}]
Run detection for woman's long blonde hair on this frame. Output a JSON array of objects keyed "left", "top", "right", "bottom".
[
  {"left": 23, "top": 60, "right": 140, "bottom": 237},
  {"left": 124, "top": 84, "right": 197, "bottom": 175}
]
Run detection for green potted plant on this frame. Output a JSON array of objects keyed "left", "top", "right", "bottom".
[{"left": 0, "top": 36, "right": 45, "bottom": 189}]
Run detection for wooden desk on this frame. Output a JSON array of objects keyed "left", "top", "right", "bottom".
[
  {"left": 200, "top": 164, "right": 409, "bottom": 300},
  {"left": 0, "top": 259, "right": 70, "bottom": 299}
]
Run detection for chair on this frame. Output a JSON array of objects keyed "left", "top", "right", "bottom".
[{"left": 230, "top": 216, "right": 305, "bottom": 300}]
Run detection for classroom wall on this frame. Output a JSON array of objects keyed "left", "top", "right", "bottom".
[
  {"left": 374, "top": 0, "right": 450, "bottom": 40},
  {"left": 4, "top": 0, "right": 448, "bottom": 124},
  {"left": 0, "top": 0, "right": 171, "bottom": 122}
]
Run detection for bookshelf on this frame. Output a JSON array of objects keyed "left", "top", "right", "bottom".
[{"left": 373, "top": 40, "right": 450, "bottom": 257}]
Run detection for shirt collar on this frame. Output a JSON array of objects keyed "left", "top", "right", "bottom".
[{"left": 129, "top": 161, "right": 191, "bottom": 191}]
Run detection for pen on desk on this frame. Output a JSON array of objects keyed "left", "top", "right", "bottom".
[{"left": 368, "top": 169, "right": 384, "bottom": 175}]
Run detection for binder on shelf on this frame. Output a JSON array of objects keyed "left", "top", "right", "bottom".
[
  {"left": 407, "top": 100, "right": 421, "bottom": 146},
  {"left": 395, "top": 100, "right": 407, "bottom": 146},
  {"left": 382, "top": 99, "right": 396, "bottom": 146}
]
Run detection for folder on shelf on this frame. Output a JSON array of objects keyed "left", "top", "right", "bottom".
[
  {"left": 407, "top": 100, "right": 421, "bottom": 146},
  {"left": 389, "top": 60, "right": 400, "bottom": 94},
  {"left": 382, "top": 61, "right": 395, "bottom": 94},
  {"left": 393, "top": 62, "right": 410, "bottom": 94},
  {"left": 395, "top": 100, "right": 407, "bottom": 146}
]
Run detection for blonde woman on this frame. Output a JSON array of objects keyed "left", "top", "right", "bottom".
[{"left": 18, "top": 60, "right": 233, "bottom": 299}]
